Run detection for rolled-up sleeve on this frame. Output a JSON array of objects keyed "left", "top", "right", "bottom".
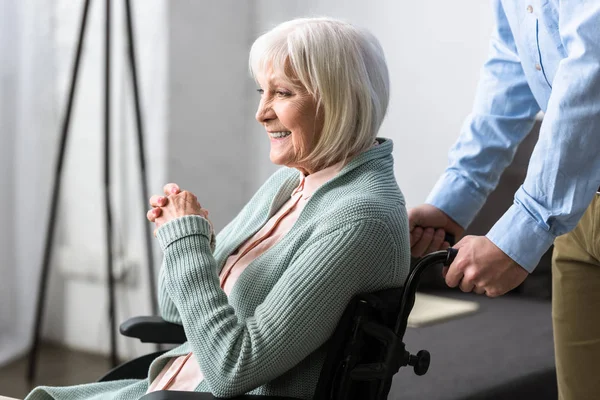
[{"left": 487, "top": 2, "right": 600, "bottom": 272}]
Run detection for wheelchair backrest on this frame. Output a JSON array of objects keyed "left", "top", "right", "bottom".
[{"left": 314, "top": 287, "right": 404, "bottom": 400}]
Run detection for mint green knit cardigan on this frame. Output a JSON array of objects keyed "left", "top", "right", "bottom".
[{"left": 26, "top": 138, "right": 410, "bottom": 400}]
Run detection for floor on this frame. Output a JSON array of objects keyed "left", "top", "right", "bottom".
[{"left": 0, "top": 342, "right": 111, "bottom": 399}]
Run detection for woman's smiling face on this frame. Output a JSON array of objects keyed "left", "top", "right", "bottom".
[{"left": 255, "top": 69, "right": 323, "bottom": 175}]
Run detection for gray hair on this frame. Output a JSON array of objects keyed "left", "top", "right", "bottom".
[{"left": 249, "top": 17, "right": 390, "bottom": 170}]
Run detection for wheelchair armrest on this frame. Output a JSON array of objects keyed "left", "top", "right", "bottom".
[
  {"left": 120, "top": 316, "right": 187, "bottom": 344},
  {"left": 141, "top": 391, "right": 300, "bottom": 400}
]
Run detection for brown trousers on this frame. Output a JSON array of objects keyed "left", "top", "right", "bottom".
[{"left": 552, "top": 193, "right": 600, "bottom": 400}]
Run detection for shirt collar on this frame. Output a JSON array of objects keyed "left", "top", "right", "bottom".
[
  {"left": 293, "top": 160, "right": 346, "bottom": 200},
  {"left": 292, "top": 140, "right": 380, "bottom": 200}
]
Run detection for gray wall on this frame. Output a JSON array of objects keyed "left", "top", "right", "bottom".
[
  {"left": 166, "top": 0, "right": 495, "bottom": 219},
  {"left": 0, "top": 0, "right": 18, "bottom": 356},
  {"left": 1, "top": 0, "right": 496, "bottom": 362},
  {"left": 0, "top": 0, "right": 59, "bottom": 364},
  {"left": 167, "top": 0, "right": 255, "bottom": 232},
  {"left": 249, "top": 0, "right": 494, "bottom": 207}
]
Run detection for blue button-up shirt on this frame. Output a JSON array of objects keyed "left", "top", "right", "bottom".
[{"left": 427, "top": 0, "right": 600, "bottom": 272}]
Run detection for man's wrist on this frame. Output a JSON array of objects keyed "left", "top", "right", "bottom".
[
  {"left": 486, "top": 204, "right": 555, "bottom": 273},
  {"left": 426, "top": 171, "right": 487, "bottom": 229}
]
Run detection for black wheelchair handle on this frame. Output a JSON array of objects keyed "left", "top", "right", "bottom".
[
  {"left": 444, "top": 233, "right": 456, "bottom": 246},
  {"left": 445, "top": 247, "right": 458, "bottom": 266},
  {"left": 395, "top": 247, "right": 459, "bottom": 337}
]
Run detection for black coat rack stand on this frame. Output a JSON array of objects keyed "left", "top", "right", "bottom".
[{"left": 27, "top": 0, "right": 158, "bottom": 382}]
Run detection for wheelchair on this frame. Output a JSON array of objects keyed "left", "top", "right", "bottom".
[{"left": 98, "top": 249, "right": 458, "bottom": 400}]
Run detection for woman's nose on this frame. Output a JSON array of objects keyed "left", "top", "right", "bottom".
[{"left": 256, "top": 100, "right": 275, "bottom": 123}]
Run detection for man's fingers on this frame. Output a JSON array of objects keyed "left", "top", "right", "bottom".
[
  {"left": 425, "top": 228, "right": 446, "bottom": 254},
  {"left": 408, "top": 210, "right": 420, "bottom": 231},
  {"left": 163, "top": 183, "right": 181, "bottom": 196},
  {"left": 411, "top": 227, "right": 435, "bottom": 257},
  {"left": 410, "top": 226, "right": 423, "bottom": 247},
  {"left": 445, "top": 263, "right": 463, "bottom": 288},
  {"left": 408, "top": 207, "right": 429, "bottom": 231},
  {"left": 458, "top": 277, "right": 475, "bottom": 293},
  {"left": 473, "top": 286, "right": 486, "bottom": 295}
]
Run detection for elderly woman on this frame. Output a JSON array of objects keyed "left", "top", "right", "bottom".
[{"left": 25, "top": 17, "right": 410, "bottom": 400}]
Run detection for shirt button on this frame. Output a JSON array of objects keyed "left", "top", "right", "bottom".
[
  {"left": 535, "top": 63, "right": 542, "bottom": 71},
  {"left": 527, "top": 5, "right": 533, "bottom": 13}
]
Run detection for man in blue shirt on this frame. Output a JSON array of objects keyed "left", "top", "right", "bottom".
[{"left": 408, "top": 1, "right": 600, "bottom": 398}]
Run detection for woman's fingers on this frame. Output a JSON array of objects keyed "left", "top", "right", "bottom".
[
  {"left": 150, "top": 186, "right": 212, "bottom": 239},
  {"left": 146, "top": 207, "right": 162, "bottom": 222},
  {"left": 163, "top": 183, "right": 181, "bottom": 196},
  {"left": 149, "top": 195, "right": 168, "bottom": 207}
]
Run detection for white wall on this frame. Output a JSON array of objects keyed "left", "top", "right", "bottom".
[
  {"left": 164, "top": 0, "right": 494, "bottom": 222},
  {"left": 0, "top": 0, "right": 59, "bottom": 365},
  {"left": 166, "top": 0, "right": 253, "bottom": 232},
  {"left": 250, "top": 0, "right": 494, "bottom": 207},
  {"left": 2, "top": 0, "right": 494, "bottom": 364}
]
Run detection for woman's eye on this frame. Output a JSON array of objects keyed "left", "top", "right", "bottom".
[{"left": 256, "top": 88, "right": 291, "bottom": 97}]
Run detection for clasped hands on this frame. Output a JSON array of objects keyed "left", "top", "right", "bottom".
[
  {"left": 147, "top": 183, "right": 210, "bottom": 237},
  {"left": 409, "top": 204, "right": 529, "bottom": 297}
]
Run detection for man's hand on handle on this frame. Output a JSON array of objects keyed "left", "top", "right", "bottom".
[
  {"left": 408, "top": 204, "right": 529, "bottom": 297},
  {"left": 447, "top": 235, "right": 529, "bottom": 297}
]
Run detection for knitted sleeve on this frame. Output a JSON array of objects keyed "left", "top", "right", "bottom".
[
  {"left": 157, "top": 168, "right": 298, "bottom": 324},
  {"left": 157, "top": 224, "right": 216, "bottom": 324},
  {"left": 156, "top": 213, "right": 400, "bottom": 397},
  {"left": 157, "top": 260, "right": 182, "bottom": 324}
]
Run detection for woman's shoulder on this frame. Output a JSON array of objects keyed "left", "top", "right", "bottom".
[
  {"left": 322, "top": 153, "right": 405, "bottom": 208},
  {"left": 267, "top": 166, "right": 302, "bottom": 183},
  {"left": 308, "top": 186, "right": 407, "bottom": 230},
  {"left": 234, "top": 168, "right": 301, "bottom": 216},
  {"left": 304, "top": 163, "right": 408, "bottom": 236},
  {"left": 254, "top": 167, "right": 302, "bottom": 199}
]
